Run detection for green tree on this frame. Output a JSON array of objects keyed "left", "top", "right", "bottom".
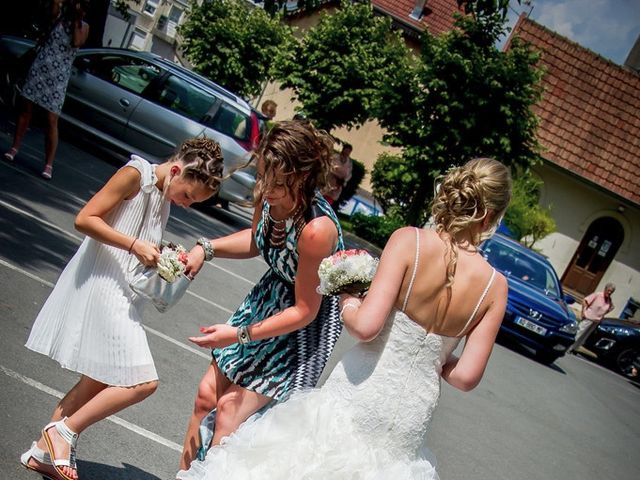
[
  {"left": 373, "top": 1, "right": 543, "bottom": 226},
  {"left": 275, "top": 1, "right": 410, "bottom": 131},
  {"left": 179, "top": 0, "right": 294, "bottom": 98},
  {"left": 503, "top": 171, "right": 556, "bottom": 248}
]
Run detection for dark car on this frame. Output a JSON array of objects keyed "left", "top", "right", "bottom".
[
  {"left": 583, "top": 318, "right": 640, "bottom": 378},
  {"left": 0, "top": 35, "right": 258, "bottom": 207},
  {"left": 481, "top": 234, "right": 578, "bottom": 364}
]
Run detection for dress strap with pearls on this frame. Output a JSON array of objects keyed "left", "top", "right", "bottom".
[
  {"left": 401, "top": 228, "right": 420, "bottom": 313},
  {"left": 455, "top": 268, "right": 496, "bottom": 337}
]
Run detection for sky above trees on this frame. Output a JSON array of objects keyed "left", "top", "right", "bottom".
[{"left": 502, "top": 0, "right": 640, "bottom": 65}]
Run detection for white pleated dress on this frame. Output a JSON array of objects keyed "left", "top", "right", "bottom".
[{"left": 26, "top": 156, "right": 170, "bottom": 386}]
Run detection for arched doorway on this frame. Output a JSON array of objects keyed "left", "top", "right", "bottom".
[{"left": 562, "top": 217, "right": 624, "bottom": 298}]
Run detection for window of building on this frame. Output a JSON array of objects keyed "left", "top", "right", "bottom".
[
  {"left": 168, "top": 6, "right": 183, "bottom": 23},
  {"left": 143, "top": 0, "right": 159, "bottom": 16},
  {"left": 129, "top": 28, "right": 148, "bottom": 51}
]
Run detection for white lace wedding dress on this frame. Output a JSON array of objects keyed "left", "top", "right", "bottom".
[{"left": 177, "top": 229, "right": 495, "bottom": 480}]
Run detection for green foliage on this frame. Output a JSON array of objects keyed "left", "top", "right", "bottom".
[
  {"left": 503, "top": 171, "right": 556, "bottom": 248},
  {"left": 350, "top": 207, "right": 406, "bottom": 248},
  {"left": 374, "top": 4, "right": 544, "bottom": 226},
  {"left": 114, "top": 1, "right": 139, "bottom": 20},
  {"left": 274, "top": 1, "right": 410, "bottom": 131},
  {"left": 178, "top": 0, "right": 294, "bottom": 98},
  {"left": 336, "top": 157, "right": 365, "bottom": 209},
  {"left": 371, "top": 152, "right": 426, "bottom": 221}
]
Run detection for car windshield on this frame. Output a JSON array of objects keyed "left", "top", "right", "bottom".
[{"left": 483, "top": 240, "right": 561, "bottom": 297}]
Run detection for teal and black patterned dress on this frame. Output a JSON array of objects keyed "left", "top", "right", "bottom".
[{"left": 212, "top": 192, "right": 344, "bottom": 402}]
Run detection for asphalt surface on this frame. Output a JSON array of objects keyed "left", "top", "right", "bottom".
[{"left": 1, "top": 118, "right": 639, "bottom": 480}]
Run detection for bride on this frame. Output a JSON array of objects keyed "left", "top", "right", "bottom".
[{"left": 177, "top": 157, "right": 511, "bottom": 479}]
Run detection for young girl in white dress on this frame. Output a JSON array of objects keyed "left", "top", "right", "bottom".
[
  {"left": 177, "top": 157, "right": 512, "bottom": 480},
  {"left": 20, "top": 138, "right": 224, "bottom": 480}
]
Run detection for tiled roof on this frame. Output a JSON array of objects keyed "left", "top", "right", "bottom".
[
  {"left": 509, "top": 16, "right": 640, "bottom": 206},
  {"left": 372, "top": 0, "right": 461, "bottom": 35}
]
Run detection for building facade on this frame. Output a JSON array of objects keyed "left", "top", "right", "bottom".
[
  {"left": 509, "top": 17, "right": 640, "bottom": 319},
  {"left": 103, "top": 0, "right": 190, "bottom": 63}
]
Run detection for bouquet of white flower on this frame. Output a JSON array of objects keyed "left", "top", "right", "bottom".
[
  {"left": 317, "top": 249, "right": 379, "bottom": 297},
  {"left": 157, "top": 243, "right": 188, "bottom": 282}
]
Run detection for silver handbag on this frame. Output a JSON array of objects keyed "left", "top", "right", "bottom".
[{"left": 129, "top": 267, "right": 191, "bottom": 313}]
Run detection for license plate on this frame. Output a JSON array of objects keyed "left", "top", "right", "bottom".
[{"left": 515, "top": 316, "right": 547, "bottom": 336}]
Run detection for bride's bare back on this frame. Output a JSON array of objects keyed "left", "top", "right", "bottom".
[{"left": 396, "top": 228, "right": 499, "bottom": 338}]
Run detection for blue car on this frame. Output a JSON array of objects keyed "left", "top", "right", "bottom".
[{"left": 481, "top": 234, "right": 579, "bottom": 364}]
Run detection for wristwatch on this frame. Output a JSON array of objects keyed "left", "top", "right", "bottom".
[{"left": 196, "top": 237, "right": 215, "bottom": 261}]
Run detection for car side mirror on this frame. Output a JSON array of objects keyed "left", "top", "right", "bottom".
[{"left": 564, "top": 293, "right": 576, "bottom": 305}]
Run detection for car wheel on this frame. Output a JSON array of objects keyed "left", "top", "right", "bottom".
[
  {"left": 536, "top": 350, "right": 561, "bottom": 365},
  {"left": 616, "top": 348, "right": 640, "bottom": 378}
]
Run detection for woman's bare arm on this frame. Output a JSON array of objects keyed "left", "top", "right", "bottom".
[
  {"left": 340, "top": 227, "right": 413, "bottom": 341},
  {"left": 441, "top": 274, "right": 507, "bottom": 391}
]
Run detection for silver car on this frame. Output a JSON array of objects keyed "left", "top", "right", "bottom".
[{"left": 1, "top": 37, "right": 257, "bottom": 206}]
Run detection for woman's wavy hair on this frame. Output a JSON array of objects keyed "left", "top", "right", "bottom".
[
  {"left": 253, "top": 120, "right": 334, "bottom": 212},
  {"left": 431, "top": 157, "right": 512, "bottom": 286},
  {"left": 173, "top": 137, "right": 224, "bottom": 193}
]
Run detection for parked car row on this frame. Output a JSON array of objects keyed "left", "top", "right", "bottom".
[
  {"left": 481, "top": 234, "right": 578, "bottom": 365},
  {"left": 0, "top": 35, "right": 258, "bottom": 207},
  {"left": 583, "top": 317, "right": 640, "bottom": 378}
]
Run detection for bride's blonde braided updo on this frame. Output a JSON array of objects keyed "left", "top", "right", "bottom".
[
  {"left": 174, "top": 137, "right": 224, "bottom": 192},
  {"left": 431, "top": 158, "right": 512, "bottom": 286},
  {"left": 253, "top": 120, "right": 334, "bottom": 211}
]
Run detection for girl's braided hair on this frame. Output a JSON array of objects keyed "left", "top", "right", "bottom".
[{"left": 174, "top": 137, "right": 224, "bottom": 192}]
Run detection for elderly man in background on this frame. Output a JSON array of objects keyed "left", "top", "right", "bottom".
[{"left": 570, "top": 283, "right": 616, "bottom": 354}]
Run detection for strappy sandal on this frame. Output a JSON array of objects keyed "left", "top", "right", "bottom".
[
  {"left": 20, "top": 441, "right": 54, "bottom": 479},
  {"left": 41, "top": 164, "right": 53, "bottom": 180},
  {"left": 41, "top": 417, "right": 79, "bottom": 480},
  {"left": 3, "top": 147, "right": 17, "bottom": 161}
]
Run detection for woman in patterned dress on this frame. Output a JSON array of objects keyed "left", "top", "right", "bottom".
[
  {"left": 179, "top": 120, "right": 344, "bottom": 471},
  {"left": 3, "top": 0, "right": 89, "bottom": 179}
]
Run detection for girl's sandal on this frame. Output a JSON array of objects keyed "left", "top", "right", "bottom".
[
  {"left": 42, "top": 417, "right": 79, "bottom": 480},
  {"left": 20, "top": 441, "right": 55, "bottom": 479},
  {"left": 42, "top": 164, "right": 53, "bottom": 180},
  {"left": 3, "top": 147, "right": 17, "bottom": 162}
]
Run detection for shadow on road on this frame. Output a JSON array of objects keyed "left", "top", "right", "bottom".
[
  {"left": 76, "top": 460, "right": 162, "bottom": 480},
  {"left": 496, "top": 334, "right": 568, "bottom": 375}
]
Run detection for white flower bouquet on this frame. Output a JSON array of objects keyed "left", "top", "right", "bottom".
[
  {"left": 157, "top": 243, "right": 189, "bottom": 282},
  {"left": 317, "top": 249, "right": 379, "bottom": 297}
]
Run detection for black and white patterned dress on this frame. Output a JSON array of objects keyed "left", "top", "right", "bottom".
[
  {"left": 212, "top": 193, "right": 344, "bottom": 402},
  {"left": 21, "top": 19, "right": 78, "bottom": 115}
]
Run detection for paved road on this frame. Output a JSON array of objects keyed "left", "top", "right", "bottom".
[{"left": 1, "top": 122, "right": 638, "bottom": 480}]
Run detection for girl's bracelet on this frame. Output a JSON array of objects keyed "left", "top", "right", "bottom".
[
  {"left": 340, "top": 302, "right": 359, "bottom": 318},
  {"left": 128, "top": 238, "right": 138, "bottom": 254}
]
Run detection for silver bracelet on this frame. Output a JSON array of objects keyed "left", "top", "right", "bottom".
[
  {"left": 196, "top": 237, "right": 215, "bottom": 261},
  {"left": 237, "top": 325, "right": 252, "bottom": 344}
]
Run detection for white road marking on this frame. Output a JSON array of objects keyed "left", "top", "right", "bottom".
[
  {"left": 207, "top": 262, "right": 256, "bottom": 286},
  {"left": 0, "top": 258, "right": 223, "bottom": 356},
  {"left": 0, "top": 365, "right": 182, "bottom": 452},
  {"left": 0, "top": 197, "right": 259, "bottom": 286},
  {"left": 144, "top": 326, "right": 212, "bottom": 360},
  {"left": 0, "top": 199, "right": 83, "bottom": 242}
]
